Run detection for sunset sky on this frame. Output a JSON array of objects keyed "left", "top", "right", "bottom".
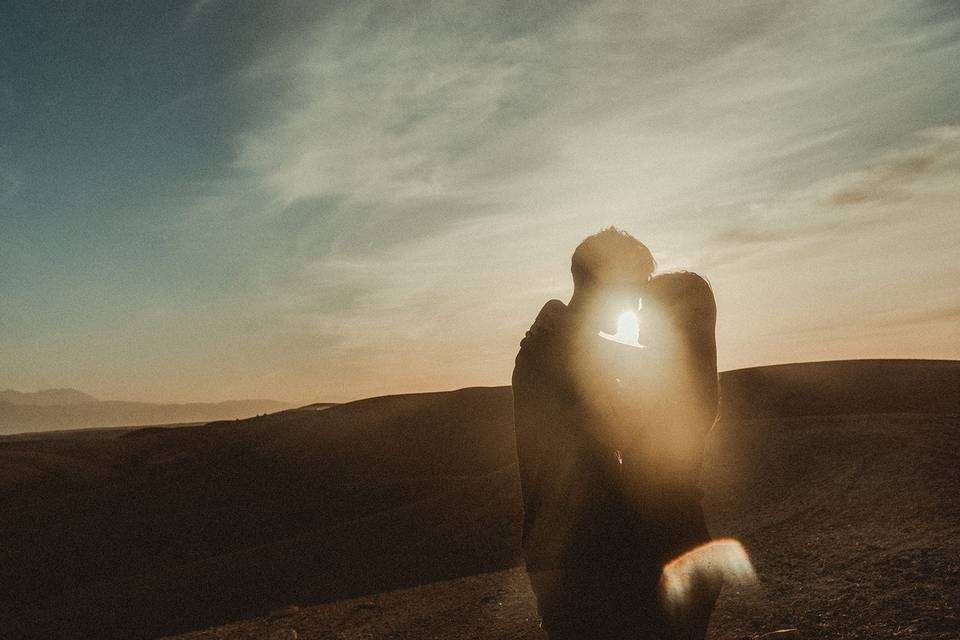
[{"left": 1, "top": 0, "right": 958, "bottom": 403}]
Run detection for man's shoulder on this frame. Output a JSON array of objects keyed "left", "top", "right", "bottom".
[
  {"left": 536, "top": 299, "right": 568, "bottom": 322},
  {"left": 516, "top": 299, "right": 569, "bottom": 361},
  {"left": 528, "top": 299, "right": 569, "bottom": 339}
]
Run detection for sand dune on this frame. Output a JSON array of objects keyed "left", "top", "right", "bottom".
[
  {"left": 2, "top": 359, "right": 958, "bottom": 639},
  {"left": 719, "top": 359, "right": 960, "bottom": 418}
]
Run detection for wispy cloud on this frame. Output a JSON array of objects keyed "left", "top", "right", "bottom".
[
  {"left": 700, "top": 126, "right": 960, "bottom": 260},
  {"left": 5, "top": 0, "right": 959, "bottom": 401},
  {"left": 206, "top": 0, "right": 960, "bottom": 392},
  {"left": 184, "top": 0, "right": 218, "bottom": 26},
  {"left": 0, "top": 168, "right": 22, "bottom": 198},
  {"left": 827, "top": 126, "right": 960, "bottom": 206},
  {"left": 0, "top": 148, "right": 23, "bottom": 199}
]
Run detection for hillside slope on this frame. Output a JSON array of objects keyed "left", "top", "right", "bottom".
[
  {"left": 2, "top": 387, "right": 519, "bottom": 639},
  {"left": 720, "top": 359, "right": 960, "bottom": 418},
  {"left": 166, "top": 410, "right": 960, "bottom": 640},
  {"left": 2, "top": 360, "right": 958, "bottom": 639}
]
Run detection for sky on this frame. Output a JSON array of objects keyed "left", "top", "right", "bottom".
[{"left": 1, "top": 0, "right": 959, "bottom": 403}]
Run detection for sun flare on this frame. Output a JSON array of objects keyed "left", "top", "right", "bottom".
[
  {"left": 598, "top": 310, "right": 643, "bottom": 347},
  {"left": 660, "top": 538, "right": 757, "bottom": 616}
]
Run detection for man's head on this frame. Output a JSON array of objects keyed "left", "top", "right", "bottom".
[
  {"left": 569, "top": 227, "right": 655, "bottom": 329},
  {"left": 571, "top": 227, "right": 655, "bottom": 292}
]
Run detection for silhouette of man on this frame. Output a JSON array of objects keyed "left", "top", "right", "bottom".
[{"left": 512, "top": 228, "right": 719, "bottom": 639}]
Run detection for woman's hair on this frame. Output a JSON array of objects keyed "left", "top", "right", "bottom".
[
  {"left": 644, "top": 271, "right": 717, "bottom": 332},
  {"left": 644, "top": 270, "right": 719, "bottom": 426},
  {"left": 571, "top": 227, "right": 656, "bottom": 290}
]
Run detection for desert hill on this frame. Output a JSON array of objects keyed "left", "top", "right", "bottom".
[
  {"left": 0, "top": 389, "right": 297, "bottom": 435},
  {"left": 2, "top": 359, "right": 958, "bottom": 639},
  {"left": 720, "top": 359, "right": 960, "bottom": 418},
  {"left": 2, "top": 386, "right": 521, "bottom": 639}
]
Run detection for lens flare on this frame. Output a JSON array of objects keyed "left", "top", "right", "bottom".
[
  {"left": 598, "top": 310, "right": 643, "bottom": 347},
  {"left": 659, "top": 538, "right": 756, "bottom": 616}
]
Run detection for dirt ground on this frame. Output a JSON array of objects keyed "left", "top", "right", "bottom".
[{"left": 167, "top": 412, "right": 960, "bottom": 640}]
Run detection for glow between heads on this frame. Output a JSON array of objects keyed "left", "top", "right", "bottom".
[{"left": 598, "top": 310, "right": 642, "bottom": 347}]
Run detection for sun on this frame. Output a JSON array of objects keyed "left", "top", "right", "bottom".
[{"left": 598, "top": 310, "right": 643, "bottom": 348}]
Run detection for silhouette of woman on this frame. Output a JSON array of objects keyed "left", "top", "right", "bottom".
[{"left": 628, "top": 270, "right": 721, "bottom": 640}]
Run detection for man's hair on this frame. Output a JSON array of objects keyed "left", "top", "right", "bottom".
[{"left": 571, "top": 227, "right": 656, "bottom": 289}]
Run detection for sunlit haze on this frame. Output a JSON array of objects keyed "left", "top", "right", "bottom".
[
  {"left": 2, "top": 1, "right": 959, "bottom": 403},
  {"left": 599, "top": 311, "right": 643, "bottom": 347}
]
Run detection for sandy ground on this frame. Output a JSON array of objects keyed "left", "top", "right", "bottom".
[
  {"left": 167, "top": 411, "right": 960, "bottom": 640},
  {"left": 162, "top": 567, "right": 543, "bottom": 640}
]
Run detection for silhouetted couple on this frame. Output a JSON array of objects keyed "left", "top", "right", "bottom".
[{"left": 513, "top": 228, "right": 720, "bottom": 640}]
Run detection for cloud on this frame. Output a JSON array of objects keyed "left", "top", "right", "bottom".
[
  {"left": 826, "top": 126, "right": 960, "bottom": 206},
  {"left": 212, "top": 0, "right": 960, "bottom": 389},
  {"left": 0, "top": 147, "right": 23, "bottom": 198},
  {"left": 0, "top": 80, "right": 17, "bottom": 116},
  {"left": 31, "top": 0, "right": 954, "bottom": 400},
  {"left": 0, "top": 168, "right": 22, "bottom": 198},
  {"left": 702, "top": 127, "right": 960, "bottom": 260},
  {"left": 184, "top": 0, "right": 218, "bottom": 25},
  {"left": 868, "top": 302, "right": 960, "bottom": 331}
]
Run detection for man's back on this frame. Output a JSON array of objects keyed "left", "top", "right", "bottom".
[
  {"left": 513, "top": 300, "right": 661, "bottom": 637},
  {"left": 512, "top": 299, "right": 586, "bottom": 570}
]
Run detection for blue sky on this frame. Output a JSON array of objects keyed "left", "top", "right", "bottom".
[{"left": 1, "top": 0, "right": 959, "bottom": 402}]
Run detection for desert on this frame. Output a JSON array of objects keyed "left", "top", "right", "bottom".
[{"left": 2, "top": 360, "right": 957, "bottom": 639}]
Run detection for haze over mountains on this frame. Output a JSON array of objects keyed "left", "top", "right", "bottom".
[
  {"left": 0, "top": 388, "right": 297, "bottom": 434},
  {"left": 0, "top": 388, "right": 99, "bottom": 406}
]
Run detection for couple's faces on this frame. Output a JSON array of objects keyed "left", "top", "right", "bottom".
[{"left": 592, "top": 288, "right": 642, "bottom": 334}]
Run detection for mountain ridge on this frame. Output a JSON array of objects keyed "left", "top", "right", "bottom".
[
  {"left": 0, "top": 394, "right": 298, "bottom": 434},
  {"left": 0, "top": 388, "right": 98, "bottom": 406}
]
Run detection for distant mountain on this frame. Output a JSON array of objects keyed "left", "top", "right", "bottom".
[
  {"left": 0, "top": 388, "right": 97, "bottom": 406},
  {"left": 0, "top": 391, "right": 297, "bottom": 435}
]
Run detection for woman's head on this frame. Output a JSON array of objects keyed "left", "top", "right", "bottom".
[
  {"left": 643, "top": 271, "right": 716, "bottom": 330},
  {"left": 642, "top": 270, "right": 718, "bottom": 367},
  {"left": 643, "top": 271, "right": 720, "bottom": 455}
]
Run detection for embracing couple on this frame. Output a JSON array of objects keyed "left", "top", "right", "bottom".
[{"left": 513, "top": 227, "right": 721, "bottom": 640}]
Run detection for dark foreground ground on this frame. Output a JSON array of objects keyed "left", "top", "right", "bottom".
[
  {"left": 3, "top": 360, "right": 959, "bottom": 639},
  {"left": 163, "top": 411, "right": 960, "bottom": 640}
]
